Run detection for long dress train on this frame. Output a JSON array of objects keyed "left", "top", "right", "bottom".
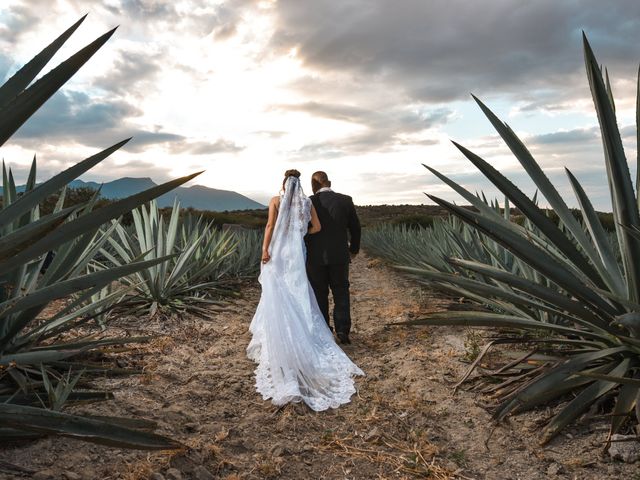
[{"left": 247, "top": 177, "right": 364, "bottom": 411}]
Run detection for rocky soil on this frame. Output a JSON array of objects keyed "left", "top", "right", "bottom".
[{"left": 0, "top": 252, "right": 637, "bottom": 479}]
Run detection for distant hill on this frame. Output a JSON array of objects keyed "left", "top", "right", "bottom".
[{"left": 4, "top": 177, "right": 266, "bottom": 211}]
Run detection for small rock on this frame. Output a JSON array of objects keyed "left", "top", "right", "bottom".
[
  {"left": 165, "top": 468, "right": 183, "bottom": 480},
  {"left": 63, "top": 472, "right": 81, "bottom": 480},
  {"left": 150, "top": 474, "right": 165, "bottom": 480},
  {"left": 32, "top": 471, "right": 55, "bottom": 480},
  {"left": 226, "top": 439, "right": 252, "bottom": 453},
  {"left": 184, "top": 422, "right": 199, "bottom": 432},
  {"left": 364, "top": 427, "right": 381, "bottom": 442},
  {"left": 192, "top": 466, "right": 215, "bottom": 480},
  {"left": 442, "top": 459, "right": 459, "bottom": 472},
  {"left": 187, "top": 450, "right": 205, "bottom": 464},
  {"left": 608, "top": 434, "right": 640, "bottom": 463},
  {"left": 301, "top": 443, "right": 315, "bottom": 452},
  {"left": 546, "top": 463, "right": 564, "bottom": 476},
  {"left": 270, "top": 443, "right": 286, "bottom": 457}
]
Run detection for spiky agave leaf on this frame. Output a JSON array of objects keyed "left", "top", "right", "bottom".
[
  {"left": 0, "top": 27, "right": 118, "bottom": 146},
  {"left": 98, "top": 200, "right": 240, "bottom": 314},
  {"left": 0, "top": 16, "right": 197, "bottom": 449},
  {"left": 0, "top": 404, "right": 181, "bottom": 450},
  {"left": 368, "top": 34, "right": 640, "bottom": 445},
  {"left": 0, "top": 15, "right": 87, "bottom": 107}
]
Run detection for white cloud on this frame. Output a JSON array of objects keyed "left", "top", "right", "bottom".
[{"left": 0, "top": 0, "right": 638, "bottom": 210}]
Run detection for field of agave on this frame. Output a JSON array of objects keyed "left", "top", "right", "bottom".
[
  {"left": 4, "top": 11, "right": 640, "bottom": 476},
  {"left": 364, "top": 35, "right": 640, "bottom": 447},
  {"left": 0, "top": 17, "right": 260, "bottom": 449}
]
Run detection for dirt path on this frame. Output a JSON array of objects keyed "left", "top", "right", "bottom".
[{"left": 0, "top": 253, "right": 635, "bottom": 479}]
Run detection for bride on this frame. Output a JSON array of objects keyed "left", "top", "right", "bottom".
[{"left": 247, "top": 169, "right": 364, "bottom": 411}]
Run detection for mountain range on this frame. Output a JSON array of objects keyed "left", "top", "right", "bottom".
[{"left": 4, "top": 177, "right": 266, "bottom": 211}]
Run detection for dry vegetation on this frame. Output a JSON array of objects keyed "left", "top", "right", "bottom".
[
  {"left": 2, "top": 17, "right": 638, "bottom": 480},
  {"left": 1, "top": 253, "right": 637, "bottom": 480}
]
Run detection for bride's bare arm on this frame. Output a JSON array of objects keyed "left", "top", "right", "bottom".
[
  {"left": 307, "top": 204, "right": 321, "bottom": 234},
  {"left": 262, "top": 196, "right": 279, "bottom": 263}
]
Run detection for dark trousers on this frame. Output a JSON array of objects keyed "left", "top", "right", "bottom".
[{"left": 306, "top": 262, "right": 351, "bottom": 334}]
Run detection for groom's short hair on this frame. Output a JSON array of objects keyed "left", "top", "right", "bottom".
[{"left": 312, "top": 171, "right": 331, "bottom": 193}]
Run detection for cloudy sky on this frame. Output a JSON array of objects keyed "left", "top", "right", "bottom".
[{"left": 1, "top": 0, "right": 640, "bottom": 209}]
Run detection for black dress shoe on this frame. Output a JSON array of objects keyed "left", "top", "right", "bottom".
[{"left": 337, "top": 332, "right": 351, "bottom": 344}]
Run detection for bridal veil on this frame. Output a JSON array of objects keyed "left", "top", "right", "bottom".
[{"left": 247, "top": 176, "right": 363, "bottom": 411}]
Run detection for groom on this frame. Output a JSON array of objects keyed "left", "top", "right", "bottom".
[{"left": 305, "top": 171, "right": 361, "bottom": 344}]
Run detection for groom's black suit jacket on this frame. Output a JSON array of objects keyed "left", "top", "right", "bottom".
[{"left": 305, "top": 190, "right": 361, "bottom": 265}]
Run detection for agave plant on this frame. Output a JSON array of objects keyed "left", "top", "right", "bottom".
[
  {"left": 0, "top": 16, "right": 203, "bottom": 448},
  {"left": 386, "top": 35, "right": 640, "bottom": 445},
  {"left": 96, "top": 199, "right": 238, "bottom": 316},
  {"left": 221, "top": 227, "right": 262, "bottom": 278},
  {"left": 363, "top": 205, "right": 571, "bottom": 324},
  {"left": 363, "top": 207, "right": 503, "bottom": 273}
]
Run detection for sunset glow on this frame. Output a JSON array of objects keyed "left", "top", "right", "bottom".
[{"left": 2, "top": 1, "right": 640, "bottom": 209}]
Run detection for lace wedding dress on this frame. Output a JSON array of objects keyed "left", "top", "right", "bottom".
[{"left": 247, "top": 177, "right": 364, "bottom": 411}]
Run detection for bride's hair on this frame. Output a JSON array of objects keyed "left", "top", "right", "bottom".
[{"left": 282, "top": 169, "right": 301, "bottom": 190}]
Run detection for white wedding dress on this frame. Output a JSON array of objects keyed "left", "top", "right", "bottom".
[{"left": 247, "top": 177, "right": 364, "bottom": 411}]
